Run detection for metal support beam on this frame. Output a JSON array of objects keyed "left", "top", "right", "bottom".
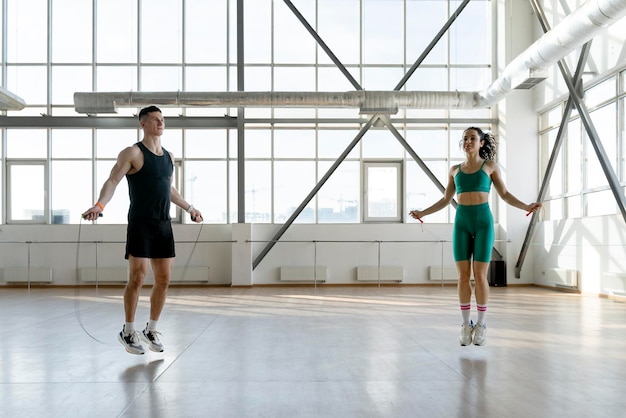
[
  {"left": 282, "top": 0, "right": 361, "bottom": 91},
  {"left": 237, "top": 0, "right": 245, "bottom": 224},
  {"left": 378, "top": 115, "right": 457, "bottom": 209},
  {"left": 252, "top": 0, "right": 471, "bottom": 270},
  {"left": 516, "top": 0, "right": 626, "bottom": 277},
  {"left": 252, "top": 118, "right": 377, "bottom": 269},
  {"left": 514, "top": 41, "right": 590, "bottom": 277}
]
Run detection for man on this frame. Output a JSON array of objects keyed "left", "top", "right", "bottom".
[{"left": 82, "top": 105, "right": 203, "bottom": 355}]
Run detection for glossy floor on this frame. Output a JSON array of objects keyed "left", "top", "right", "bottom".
[{"left": 0, "top": 285, "right": 624, "bottom": 418}]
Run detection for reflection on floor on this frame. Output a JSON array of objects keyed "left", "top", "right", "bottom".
[{"left": 1, "top": 285, "right": 624, "bottom": 418}]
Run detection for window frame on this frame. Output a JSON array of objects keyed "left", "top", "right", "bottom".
[{"left": 362, "top": 160, "right": 403, "bottom": 223}]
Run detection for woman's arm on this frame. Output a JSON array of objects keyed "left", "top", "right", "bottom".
[
  {"left": 409, "top": 167, "right": 457, "bottom": 220},
  {"left": 490, "top": 162, "right": 542, "bottom": 213}
]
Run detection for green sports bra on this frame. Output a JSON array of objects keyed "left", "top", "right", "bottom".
[{"left": 454, "top": 160, "right": 492, "bottom": 193}]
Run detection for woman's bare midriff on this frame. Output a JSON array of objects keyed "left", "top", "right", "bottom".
[{"left": 457, "top": 191, "right": 489, "bottom": 206}]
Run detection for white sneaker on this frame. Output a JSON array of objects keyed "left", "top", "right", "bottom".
[
  {"left": 473, "top": 323, "right": 487, "bottom": 346},
  {"left": 118, "top": 326, "right": 145, "bottom": 355},
  {"left": 141, "top": 324, "right": 164, "bottom": 352},
  {"left": 459, "top": 321, "right": 475, "bottom": 346}
]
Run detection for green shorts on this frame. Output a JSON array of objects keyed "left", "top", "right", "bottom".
[{"left": 452, "top": 202, "right": 494, "bottom": 263}]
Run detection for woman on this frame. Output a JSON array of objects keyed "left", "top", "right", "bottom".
[{"left": 410, "top": 127, "right": 541, "bottom": 346}]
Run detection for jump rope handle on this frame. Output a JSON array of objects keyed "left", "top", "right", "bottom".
[{"left": 81, "top": 213, "right": 103, "bottom": 219}]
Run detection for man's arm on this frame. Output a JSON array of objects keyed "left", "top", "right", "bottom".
[{"left": 82, "top": 146, "right": 137, "bottom": 220}]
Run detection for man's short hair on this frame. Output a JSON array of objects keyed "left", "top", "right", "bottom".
[{"left": 138, "top": 105, "right": 162, "bottom": 121}]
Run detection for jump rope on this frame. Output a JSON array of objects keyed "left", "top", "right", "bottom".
[{"left": 75, "top": 214, "right": 204, "bottom": 345}]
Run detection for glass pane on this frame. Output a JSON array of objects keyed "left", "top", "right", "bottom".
[
  {"left": 404, "top": 68, "right": 448, "bottom": 90},
  {"left": 52, "top": 0, "right": 92, "bottom": 62},
  {"left": 318, "top": 0, "right": 360, "bottom": 65},
  {"left": 52, "top": 66, "right": 93, "bottom": 105},
  {"left": 141, "top": 0, "right": 182, "bottom": 63},
  {"left": 406, "top": 1, "right": 447, "bottom": 65},
  {"left": 162, "top": 130, "right": 183, "bottom": 157},
  {"left": 6, "top": 129, "right": 47, "bottom": 158},
  {"left": 52, "top": 161, "right": 92, "bottom": 224},
  {"left": 318, "top": 161, "right": 359, "bottom": 223},
  {"left": 586, "top": 190, "right": 616, "bottom": 217},
  {"left": 10, "top": 164, "right": 45, "bottom": 221},
  {"left": 140, "top": 67, "right": 182, "bottom": 90},
  {"left": 362, "top": 0, "right": 403, "bottom": 64},
  {"left": 566, "top": 195, "right": 581, "bottom": 219},
  {"left": 406, "top": 129, "right": 447, "bottom": 159},
  {"left": 547, "top": 130, "right": 563, "bottom": 196},
  {"left": 585, "top": 76, "right": 616, "bottom": 109},
  {"left": 566, "top": 119, "right": 582, "bottom": 193},
  {"left": 274, "top": 161, "right": 315, "bottom": 223},
  {"left": 52, "top": 130, "right": 92, "bottom": 158},
  {"left": 362, "top": 129, "right": 403, "bottom": 159},
  {"left": 185, "top": 67, "right": 228, "bottom": 91},
  {"left": 7, "top": 66, "right": 47, "bottom": 105},
  {"left": 541, "top": 105, "right": 564, "bottom": 130},
  {"left": 7, "top": 0, "right": 48, "bottom": 63},
  {"left": 244, "top": 67, "right": 272, "bottom": 91},
  {"left": 97, "top": 66, "right": 138, "bottom": 91},
  {"left": 96, "top": 160, "right": 129, "bottom": 224},
  {"left": 318, "top": 130, "right": 360, "bottom": 159},
  {"left": 450, "top": 1, "right": 491, "bottom": 65},
  {"left": 274, "top": 67, "right": 316, "bottom": 91},
  {"left": 185, "top": 130, "right": 227, "bottom": 158},
  {"left": 318, "top": 66, "right": 360, "bottom": 90},
  {"left": 96, "top": 130, "right": 139, "bottom": 158},
  {"left": 244, "top": 130, "right": 272, "bottom": 158},
  {"left": 548, "top": 197, "right": 563, "bottom": 220},
  {"left": 245, "top": 161, "right": 272, "bottom": 223},
  {"left": 274, "top": 1, "right": 316, "bottom": 64},
  {"left": 97, "top": 0, "right": 137, "bottom": 62},
  {"left": 229, "top": 161, "right": 237, "bottom": 223},
  {"left": 362, "top": 67, "right": 405, "bottom": 90},
  {"left": 406, "top": 160, "right": 449, "bottom": 223},
  {"left": 185, "top": 161, "right": 227, "bottom": 223},
  {"left": 366, "top": 164, "right": 398, "bottom": 218},
  {"left": 274, "top": 130, "right": 315, "bottom": 158},
  {"left": 450, "top": 67, "right": 491, "bottom": 91},
  {"left": 244, "top": 0, "right": 271, "bottom": 63},
  {"left": 185, "top": 0, "right": 227, "bottom": 63}
]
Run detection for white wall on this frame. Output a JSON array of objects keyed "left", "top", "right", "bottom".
[
  {"left": 0, "top": 221, "right": 525, "bottom": 287},
  {"left": 532, "top": 216, "right": 626, "bottom": 296},
  {"left": 495, "top": 0, "right": 539, "bottom": 284}
]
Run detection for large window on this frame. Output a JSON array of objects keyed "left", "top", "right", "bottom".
[
  {"left": 1, "top": 0, "right": 495, "bottom": 225},
  {"left": 539, "top": 71, "right": 626, "bottom": 220}
]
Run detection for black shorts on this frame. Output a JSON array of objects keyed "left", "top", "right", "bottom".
[{"left": 125, "top": 219, "right": 175, "bottom": 259}]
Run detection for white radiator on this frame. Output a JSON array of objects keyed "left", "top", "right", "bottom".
[
  {"left": 3, "top": 267, "right": 52, "bottom": 283},
  {"left": 80, "top": 267, "right": 129, "bottom": 283},
  {"left": 545, "top": 268, "right": 579, "bottom": 289},
  {"left": 357, "top": 266, "right": 403, "bottom": 282},
  {"left": 170, "top": 266, "right": 210, "bottom": 283},
  {"left": 428, "top": 266, "right": 458, "bottom": 281},
  {"left": 280, "top": 266, "right": 327, "bottom": 282},
  {"left": 602, "top": 273, "right": 626, "bottom": 296}
]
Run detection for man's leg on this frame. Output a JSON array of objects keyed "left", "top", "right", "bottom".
[
  {"left": 149, "top": 257, "right": 174, "bottom": 322},
  {"left": 139, "top": 257, "right": 174, "bottom": 353},
  {"left": 124, "top": 255, "right": 149, "bottom": 322},
  {"left": 118, "top": 256, "right": 149, "bottom": 354}
]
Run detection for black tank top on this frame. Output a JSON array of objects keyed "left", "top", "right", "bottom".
[{"left": 126, "top": 142, "right": 173, "bottom": 221}]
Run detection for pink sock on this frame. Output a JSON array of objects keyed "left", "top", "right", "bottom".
[
  {"left": 477, "top": 304, "right": 487, "bottom": 325},
  {"left": 460, "top": 303, "right": 471, "bottom": 324}
]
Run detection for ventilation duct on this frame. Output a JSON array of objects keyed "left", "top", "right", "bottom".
[
  {"left": 73, "top": 0, "right": 626, "bottom": 114},
  {"left": 73, "top": 90, "right": 479, "bottom": 114},
  {"left": 477, "top": 0, "right": 626, "bottom": 106},
  {"left": 0, "top": 86, "right": 26, "bottom": 111}
]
